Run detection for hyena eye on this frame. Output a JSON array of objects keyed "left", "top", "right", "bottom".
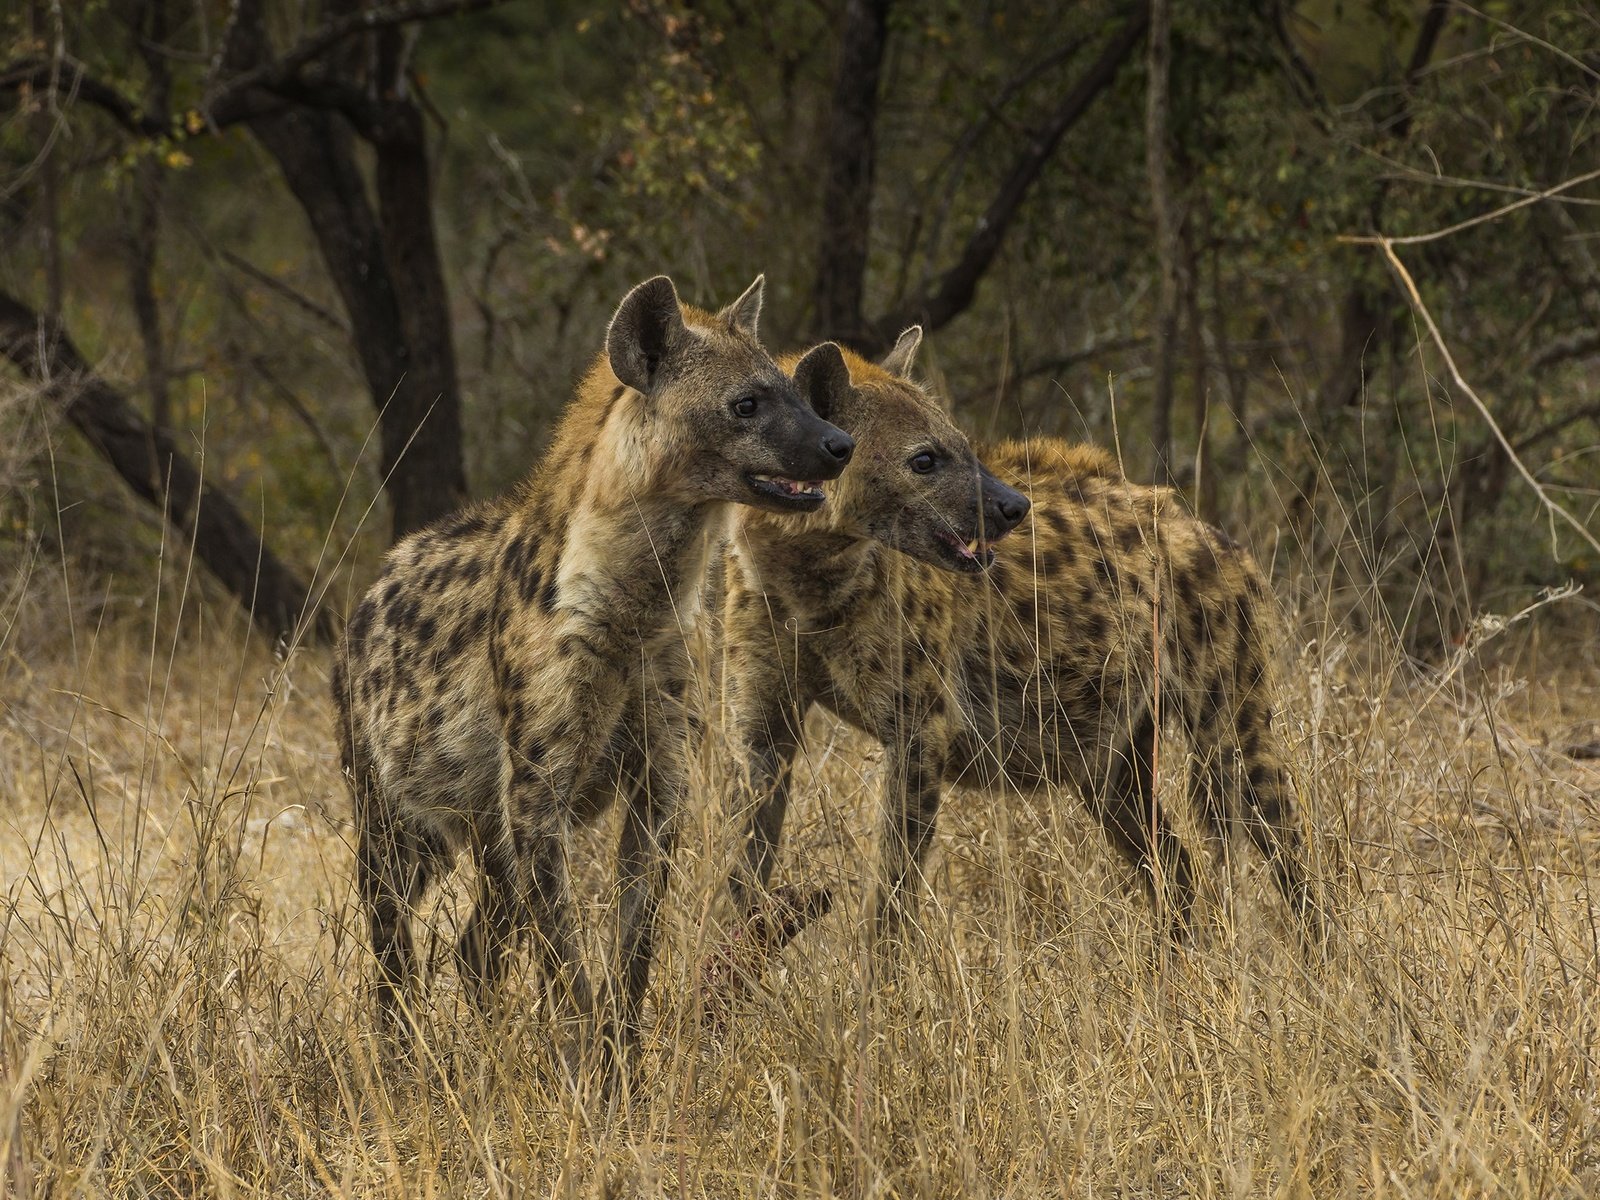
[
  {"left": 732, "top": 395, "right": 759, "bottom": 417},
  {"left": 909, "top": 451, "right": 937, "bottom": 474}
]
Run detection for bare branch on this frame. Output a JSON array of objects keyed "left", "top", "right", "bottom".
[
  {"left": 1368, "top": 238, "right": 1600, "bottom": 558},
  {"left": 865, "top": 3, "right": 1151, "bottom": 353},
  {"left": 0, "top": 289, "right": 331, "bottom": 641},
  {"left": 0, "top": 57, "right": 167, "bottom": 136},
  {"left": 201, "top": 0, "right": 509, "bottom": 124}
]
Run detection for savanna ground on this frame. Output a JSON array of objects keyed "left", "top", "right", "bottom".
[{"left": 2, "top": 501, "right": 1598, "bottom": 1199}]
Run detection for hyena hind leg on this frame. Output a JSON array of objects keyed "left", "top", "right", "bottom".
[
  {"left": 455, "top": 835, "right": 534, "bottom": 1013},
  {"left": 1094, "top": 711, "right": 1201, "bottom": 941},
  {"left": 356, "top": 785, "right": 439, "bottom": 1037},
  {"left": 1191, "top": 747, "right": 1326, "bottom": 948}
]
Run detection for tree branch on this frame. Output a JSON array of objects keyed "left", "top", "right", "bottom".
[
  {"left": 865, "top": 3, "right": 1151, "bottom": 353},
  {"left": 0, "top": 290, "right": 331, "bottom": 642},
  {"left": 201, "top": 0, "right": 508, "bottom": 129},
  {"left": 0, "top": 56, "right": 167, "bottom": 136}
]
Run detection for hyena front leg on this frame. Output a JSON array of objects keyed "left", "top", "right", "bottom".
[
  {"left": 729, "top": 694, "right": 809, "bottom": 915},
  {"left": 874, "top": 727, "right": 949, "bottom": 956},
  {"left": 724, "top": 595, "right": 819, "bottom": 914},
  {"left": 464, "top": 645, "right": 632, "bottom": 1028},
  {"left": 609, "top": 675, "right": 693, "bottom": 1059},
  {"left": 455, "top": 831, "right": 531, "bottom": 1011}
]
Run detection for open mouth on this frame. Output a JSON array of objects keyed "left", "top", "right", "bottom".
[
  {"left": 935, "top": 529, "right": 1001, "bottom": 572},
  {"left": 747, "top": 472, "right": 827, "bottom": 510}
]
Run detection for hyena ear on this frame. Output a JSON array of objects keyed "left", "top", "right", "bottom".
[
  {"left": 880, "top": 325, "right": 923, "bottom": 379},
  {"left": 608, "top": 276, "right": 689, "bottom": 393},
  {"left": 717, "top": 274, "right": 765, "bottom": 338},
  {"left": 791, "top": 341, "right": 852, "bottom": 422}
]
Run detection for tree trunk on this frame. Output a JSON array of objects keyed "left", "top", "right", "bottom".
[
  {"left": 0, "top": 291, "right": 330, "bottom": 643},
  {"left": 243, "top": 104, "right": 467, "bottom": 541},
  {"left": 811, "top": 0, "right": 892, "bottom": 346},
  {"left": 1145, "top": 0, "right": 1179, "bottom": 484},
  {"left": 222, "top": 0, "right": 468, "bottom": 543}
]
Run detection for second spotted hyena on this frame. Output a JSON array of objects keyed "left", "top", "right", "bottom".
[
  {"left": 721, "top": 328, "right": 1323, "bottom": 952},
  {"left": 333, "top": 275, "right": 856, "bottom": 1060}
]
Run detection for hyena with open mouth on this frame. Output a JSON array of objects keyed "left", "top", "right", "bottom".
[
  {"left": 333, "top": 275, "right": 857, "bottom": 1066},
  {"left": 718, "top": 328, "right": 1323, "bottom": 970}
]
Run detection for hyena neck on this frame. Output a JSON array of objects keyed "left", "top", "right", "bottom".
[
  {"left": 734, "top": 522, "right": 882, "bottom": 623},
  {"left": 515, "top": 370, "right": 728, "bottom": 638}
]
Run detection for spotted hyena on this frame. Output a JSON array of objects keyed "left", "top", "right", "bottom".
[
  {"left": 720, "top": 327, "right": 1323, "bottom": 955},
  {"left": 332, "top": 275, "right": 857, "bottom": 1061}
]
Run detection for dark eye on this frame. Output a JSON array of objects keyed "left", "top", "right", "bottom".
[
  {"left": 909, "top": 451, "right": 937, "bottom": 474},
  {"left": 732, "top": 395, "right": 759, "bottom": 417}
]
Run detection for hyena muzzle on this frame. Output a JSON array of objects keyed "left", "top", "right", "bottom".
[
  {"left": 719, "top": 326, "right": 1324, "bottom": 969},
  {"left": 333, "top": 274, "right": 855, "bottom": 1066}
]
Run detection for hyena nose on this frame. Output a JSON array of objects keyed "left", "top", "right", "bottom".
[
  {"left": 821, "top": 431, "right": 855, "bottom": 465},
  {"left": 991, "top": 488, "right": 1030, "bottom": 533},
  {"left": 998, "top": 492, "right": 1030, "bottom": 525}
]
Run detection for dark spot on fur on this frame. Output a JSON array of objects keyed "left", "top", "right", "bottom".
[
  {"left": 442, "top": 511, "right": 490, "bottom": 540},
  {"left": 1081, "top": 609, "right": 1107, "bottom": 646},
  {"left": 1207, "top": 523, "right": 1241, "bottom": 551},
  {"left": 540, "top": 577, "right": 560, "bottom": 614},
  {"left": 517, "top": 563, "right": 545, "bottom": 606},
  {"left": 460, "top": 558, "right": 485, "bottom": 585},
  {"left": 348, "top": 601, "right": 373, "bottom": 644},
  {"left": 417, "top": 614, "right": 437, "bottom": 643}
]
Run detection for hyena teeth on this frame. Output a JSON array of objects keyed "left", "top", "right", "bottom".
[{"left": 753, "top": 474, "right": 823, "bottom": 497}]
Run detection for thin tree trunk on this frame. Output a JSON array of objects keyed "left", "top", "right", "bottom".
[
  {"left": 0, "top": 291, "right": 330, "bottom": 642},
  {"left": 126, "top": 0, "right": 171, "bottom": 429},
  {"left": 811, "top": 0, "right": 892, "bottom": 345},
  {"left": 1145, "top": 0, "right": 1179, "bottom": 484},
  {"left": 1184, "top": 223, "right": 1213, "bottom": 516},
  {"left": 245, "top": 105, "right": 466, "bottom": 540}
]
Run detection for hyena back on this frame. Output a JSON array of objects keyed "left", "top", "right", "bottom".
[
  {"left": 333, "top": 275, "right": 855, "bottom": 1059},
  {"left": 723, "top": 329, "right": 1322, "bottom": 949}
]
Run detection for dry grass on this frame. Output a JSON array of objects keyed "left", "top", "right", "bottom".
[{"left": 2, "top": 538, "right": 1599, "bottom": 1198}]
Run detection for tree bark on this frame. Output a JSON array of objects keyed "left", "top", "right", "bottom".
[
  {"left": 220, "top": 0, "right": 468, "bottom": 542},
  {"left": 1144, "top": 0, "right": 1178, "bottom": 484},
  {"left": 811, "top": 0, "right": 892, "bottom": 346},
  {"left": 0, "top": 291, "right": 330, "bottom": 643}
]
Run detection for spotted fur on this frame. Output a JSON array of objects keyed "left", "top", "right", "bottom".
[
  {"left": 333, "top": 275, "right": 855, "bottom": 1061},
  {"left": 722, "top": 330, "right": 1323, "bottom": 951}
]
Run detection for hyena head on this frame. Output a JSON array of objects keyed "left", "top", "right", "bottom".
[
  {"left": 783, "top": 326, "right": 1030, "bottom": 573},
  {"left": 606, "top": 275, "right": 855, "bottom": 513}
]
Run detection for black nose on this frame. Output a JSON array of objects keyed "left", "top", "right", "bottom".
[
  {"left": 822, "top": 432, "right": 855, "bottom": 464},
  {"left": 997, "top": 493, "right": 1030, "bottom": 525}
]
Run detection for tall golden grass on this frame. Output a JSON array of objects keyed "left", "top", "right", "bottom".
[{"left": 2, "top": 489, "right": 1598, "bottom": 1198}]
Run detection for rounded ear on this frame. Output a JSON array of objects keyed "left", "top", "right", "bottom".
[
  {"left": 608, "top": 276, "right": 688, "bottom": 393},
  {"left": 717, "top": 274, "right": 765, "bottom": 337},
  {"left": 791, "top": 341, "right": 852, "bottom": 422},
  {"left": 880, "top": 325, "right": 923, "bottom": 378}
]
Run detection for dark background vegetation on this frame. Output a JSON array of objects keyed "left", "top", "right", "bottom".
[{"left": 3, "top": 0, "right": 1597, "bottom": 652}]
